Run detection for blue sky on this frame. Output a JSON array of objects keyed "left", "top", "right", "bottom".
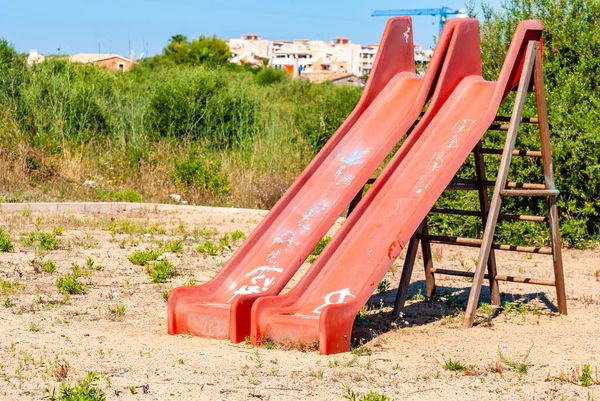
[{"left": 0, "top": 0, "right": 501, "bottom": 57}]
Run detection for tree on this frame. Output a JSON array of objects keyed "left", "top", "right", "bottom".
[
  {"left": 188, "top": 35, "right": 231, "bottom": 66},
  {"left": 472, "top": 0, "right": 600, "bottom": 245},
  {"left": 161, "top": 34, "right": 231, "bottom": 66},
  {"left": 164, "top": 34, "right": 189, "bottom": 65}
]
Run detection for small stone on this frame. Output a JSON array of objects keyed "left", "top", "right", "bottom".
[{"left": 169, "top": 194, "right": 181, "bottom": 203}]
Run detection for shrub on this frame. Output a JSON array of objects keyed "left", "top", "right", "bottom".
[
  {"left": 255, "top": 67, "right": 289, "bottom": 86},
  {"left": 111, "top": 189, "right": 143, "bottom": 202},
  {"left": 174, "top": 156, "right": 230, "bottom": 196}
]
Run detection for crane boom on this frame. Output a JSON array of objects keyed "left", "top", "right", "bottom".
[{"left": 371, "top": 7, "right": 467, "bottom": 36}]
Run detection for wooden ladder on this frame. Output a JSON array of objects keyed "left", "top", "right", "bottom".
[{"left": 348, "top": 40, "right": 567, "bottom": 327}]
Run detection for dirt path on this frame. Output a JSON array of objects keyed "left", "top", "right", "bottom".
[{"left": 0, "top": 206, "right": 599, "bottom": 400}]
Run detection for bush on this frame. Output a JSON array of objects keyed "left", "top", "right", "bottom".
[
  {"left": 293, "top": 81, "right": 362, "bottom": 151},
  {"left": 111, "top": 189, "right": 143, "bottom": 202},
  {"left": 149, "top": 67, "right": 258, "bottom": 149},
  {"left": 174, "top": 156, "right": 230, "bottom": 196},
  {"left": 255, "top": 67, "right": 289, "bottom": 86}
]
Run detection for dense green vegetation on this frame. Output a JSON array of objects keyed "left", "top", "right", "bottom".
[{"left": 0, "top": 0, "right": 597, "bottom": 247}]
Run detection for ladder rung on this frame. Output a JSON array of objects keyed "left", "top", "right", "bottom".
[
  {"left": 500, "top": 189, "right": 559, "bottom": 197},
  {"left": 418, "top": 234, "right": 553, "bottom": 255},
  {"left": 430, "top": 268, "right": 556, "bottom": 287},
  {"left": 488, "top": 124, "right": 509, "bottom": 131},
  {"left": 479, "top": 148, "right": 543, "bottom": 157},
  {"left": 429, "top": 208, "right": 548, "bottom": 223},
  {"left": 446, "top": 184, "right": 477, "bottom": 191},
  {"left": 492, "top": 181, "right": 547, "bottom": 190},
  {"left": 452, "top": 178, "right": 546, "bottom": 190},
  {"left": 494, "top": 116, "right": 539, "bottom": 124}
]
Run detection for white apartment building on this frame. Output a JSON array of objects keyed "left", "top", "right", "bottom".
[
  {"left": 226, "top": 34, "right": 431, "bottom": 78},
  {"left": 226, "top": 34, "right": 273, "bottom": 67}
]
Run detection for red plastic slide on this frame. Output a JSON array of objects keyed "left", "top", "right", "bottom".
[
  {"left": 251, "top": 20, "right": 544, "bottom": 354},
  {"left": 168, "top": 17, "right": 465, "bottom": 342}
]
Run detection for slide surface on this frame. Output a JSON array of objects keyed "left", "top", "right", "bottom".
[
  {"left": 168, "top": 17, "right": 462, "bottom": 342},
  {"left": 251, "top": 20, "right": 544, "bottom": 354}
]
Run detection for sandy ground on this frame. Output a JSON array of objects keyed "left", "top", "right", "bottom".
[{"left": 0, "top": 206, "right": 599, "bottom": 401}]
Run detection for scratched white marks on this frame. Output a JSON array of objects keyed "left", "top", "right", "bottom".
[
  {"left": 272, "top": 229, "right": 300, "bottom": 249},
  {"left": 338, "top": 174, "right": 355, "bottom": 187},
  {"left": 453, "top": 119, "right": 477, "bottom": 133},
  {"left": 427, "top": 152, "right": 450, "bottom": 171},
  {"left": 227, "top": 267, "right": 283, "bottom": 303},
  {"left": 383, "top": 198, "right": 415, "bottom": 220},
  {"left": 298, "top": 199, "right": 334, "bottom": 233},
  {"left": 442, "top": 134, "right": 459, "bottom": 148},
  {"left": 313, "top": 288, "right": 356, "bottom": 314},
  {"left": 403, "top": 26, "right": 411, "bottom": 43},
  {"left": 334, "top": 148, "right": 370, "bottom": 180},
  {"left": 414, "top": 174, "right": 435, "bottom": 194}
]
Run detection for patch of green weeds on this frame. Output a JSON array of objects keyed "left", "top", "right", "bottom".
[
  {"left": 376, "top": 279, "right": 390, "bottom": 294},
  {"left": 41, "top": 260, "right": 57, "bottom": 273},
  {"left": 579, "top": 364, "right": 594, "bottom": 387},
  {"left": 342, "top": 383, "right": 391, "bottom": 401},
  {"left": 22, "top": 231, "right": 58, "bottom": 251},
  {"left": 351, "top": 339, "right": 373, "bottom": 356},
  {"left": 128, "top": 248, "right": 162, "bottom": 266},
  {"left": 231, "top": 230, "right": 246, "bottom": 242},
  {"left": 43, "top": 371, "right": 106, "bottom": 401},
  {"left": 3, "top": 296, "right": 14, "bottom": 308},
  {"left": 108, "top": 303, "right": 126, "bottom": 319},
  {"left": 409, "top": 289, "right": 425, "bottom": 302},
  {"left": 146, "top": 260, "right": 176, "bottom": 283},
  {"left": 196, "top": 240, "right": 220, "bottom": 256},
  {"left": 56, "top": 267, "right": 87, "bottom": 295},
  {"left": 498, "top": 343, "right": 533, "bottom": 379},
  {"left": 443, "top": 359, "right": 473, "bottom": 373},
  {"left": 308, "top": 236, "right": 331, "bottom": 263},
  {"left": 85, "top": 257, "right": 102, "bottom": 271},
  {"left": 0, "top": 228, "right": 14, "bottom": 252},
  {"left": 1, "top": 280, "right": 24, "bottom": 296},
  {"left": 53, "top": 226, "right": 65, "bottom": 236},
  {"left": 164, "top": 239, "right": 184, "bottom": 253}
]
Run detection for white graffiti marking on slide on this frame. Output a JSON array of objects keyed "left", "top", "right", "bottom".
[
  {"left": 452, "top": 119, "right": 477, "bottom": 133},
  {"left": 414, "top": 174, "right": 435, "bottom": 194},
  {"left": 441, "top": 134, "right": 459, "bottom": 148},
  {"left": 313, "top": 288, "right": 356, "bottom": 314},
  {"left": 227, "top": 267, "right": 284, "bottom": 303},
  {"left": 427, "top": 152, "right": 450, "bottom": 171},
  {"left": 403, "top": 26, "right": 411, "bottom": 43}
]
